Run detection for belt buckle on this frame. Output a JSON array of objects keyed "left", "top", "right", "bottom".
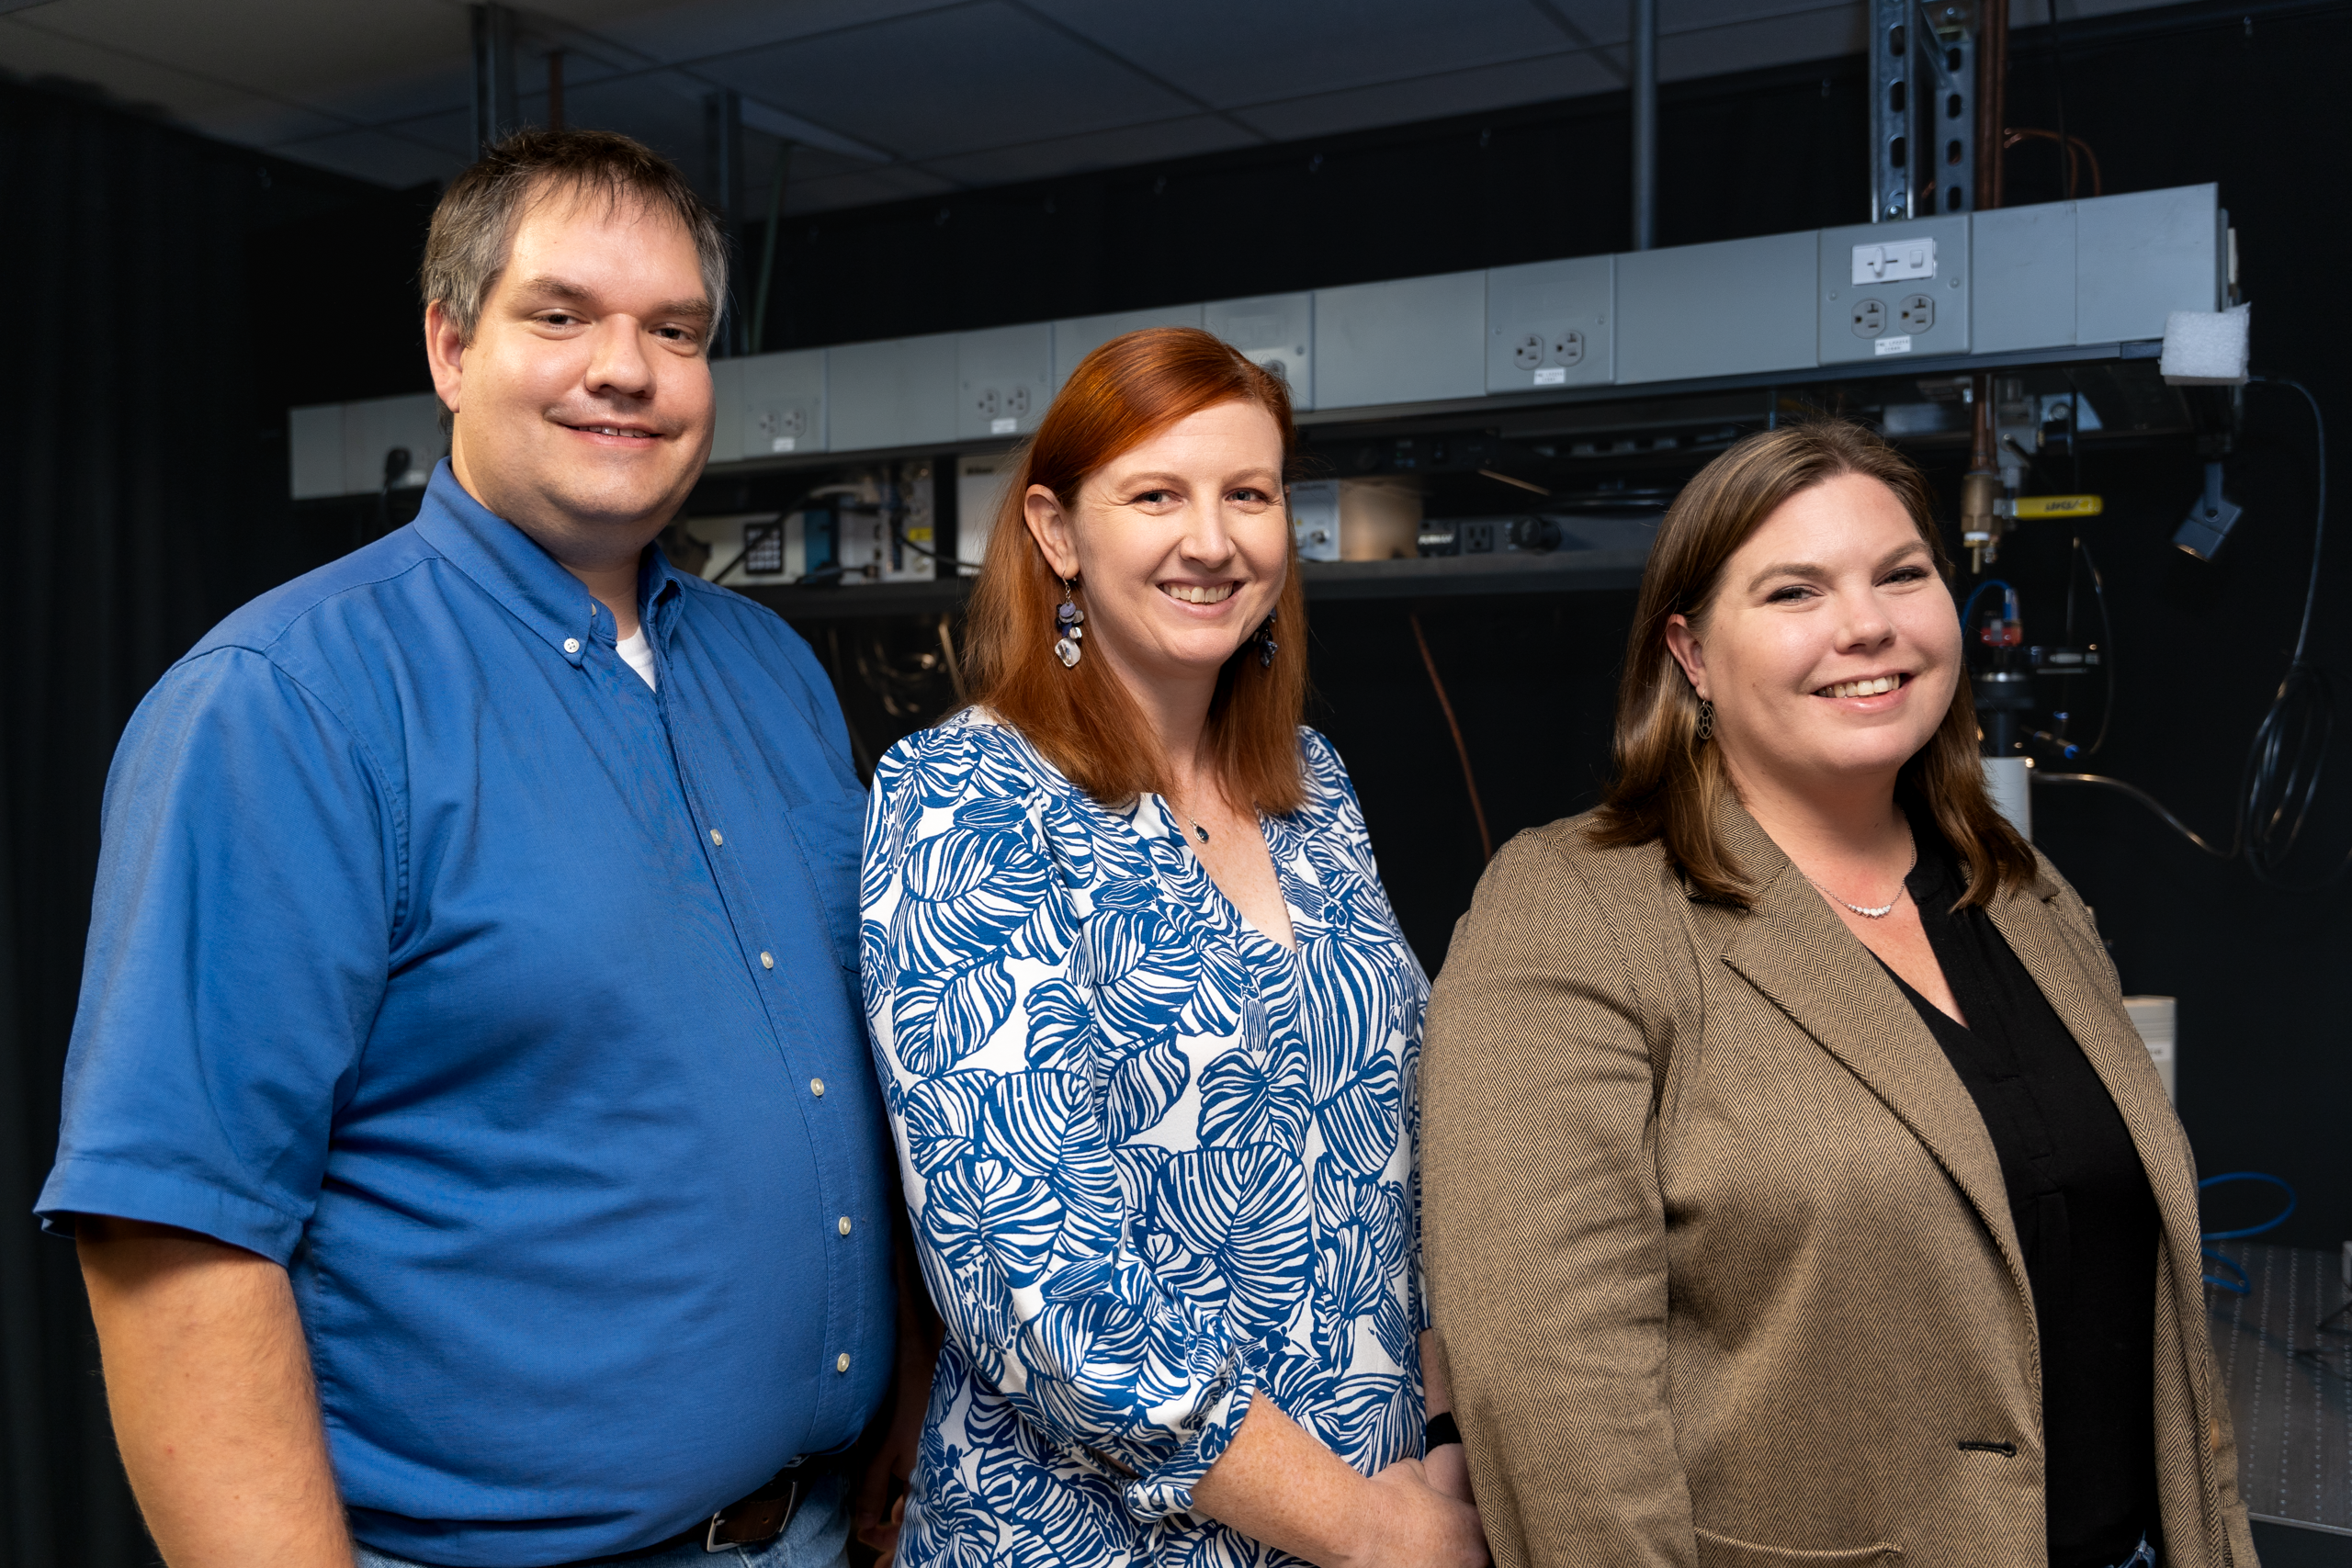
[{"left": 702, "top": 1478, "right": 800, "bottom": 1554}]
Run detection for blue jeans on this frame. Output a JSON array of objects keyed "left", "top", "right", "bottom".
[{"left": 353, "top": 1471, "right": 850, "bottom": 1568}]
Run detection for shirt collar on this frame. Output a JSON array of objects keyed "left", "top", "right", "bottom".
[{"left": 410, "top": 459, "right": 685, "bottom": 664}]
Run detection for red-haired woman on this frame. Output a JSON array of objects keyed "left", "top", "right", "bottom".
[{"left": 859, "top": 328, "right": 1486, "bottom": 1568}]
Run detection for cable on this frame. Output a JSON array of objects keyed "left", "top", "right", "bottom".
[
  {"left": 2197, "top": 1171, "right": 2298, "bottom": 1294},
  {"left": 1957, "top": 578, "right": 2016, "bottom": 637},
  {"left": 1408, "top": 612, "right": 1493, "bottom": 864},
  {"left": 2037, "top": 378, "right": 2345, "bottom": 886}
]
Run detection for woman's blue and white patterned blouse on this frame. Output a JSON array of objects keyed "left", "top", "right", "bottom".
[{"left": 860, "top": 710, "right": 1430, "bottom": 1567}]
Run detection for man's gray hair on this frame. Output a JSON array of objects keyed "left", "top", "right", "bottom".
[{"left": 422, "top": 127, "right": 729, "bottom": 345}]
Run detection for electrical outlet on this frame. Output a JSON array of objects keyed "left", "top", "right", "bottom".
[
  {"left": 1852, "top": 299, "right": 1888, "bottom": 337},
  {"left": 1553, "top": 330, "right": 1585, "bottom": 367},
  {"left": 1899, "top": 293, "right": 1937, "bottom": 333},
  {"left": 1511, "top": 333, "right": 1544, "bottom": 370}
]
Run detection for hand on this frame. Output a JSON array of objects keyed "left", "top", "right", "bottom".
[
  {"left": 1421, "top": 1441, "right": 1474, "bottom": 1506},
  {"left": 1354, "top": 1457, "right": 1488, "bottom": 1568}
]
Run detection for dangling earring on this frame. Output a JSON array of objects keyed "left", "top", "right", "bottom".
[
  {"left": 1695, "top": 697, "right": 1715, "bottom": 742},
  {"left": 1054, "top": 580, "right": 1084, "bottom": 668},
  {"left": 1255, "top": 605, "right": 1279, "bottom": 669}
]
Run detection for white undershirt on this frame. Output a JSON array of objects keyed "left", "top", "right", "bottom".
[{"left": 616, "top": 627, "right": 657, "bottom": 691}]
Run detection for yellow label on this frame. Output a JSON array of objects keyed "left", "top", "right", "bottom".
[{"left": 2017, "top": 494, "right": 2104, "bottom": 519}]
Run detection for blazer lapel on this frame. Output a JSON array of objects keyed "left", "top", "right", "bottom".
[
  {"left": 1984, "top": 883, "right": 2204, "bottom": 1260},
  {"left": 1707, "top": 798, "right": 2033, "bottom": 1302}
]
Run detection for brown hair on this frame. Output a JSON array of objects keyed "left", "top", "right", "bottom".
[
  {"left": 1590, "top": 419, "right": 2036, "bottom": 908},
  {"left": 421, "top": 128, "right": 729, "bottom": 345},
  {"left": 963, "top": 327, "right": 1308, "bottom": 815}
]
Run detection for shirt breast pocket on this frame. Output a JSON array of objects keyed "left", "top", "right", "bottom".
[{"left": 785, "top": 787, "right": 866, "bottom": 974}]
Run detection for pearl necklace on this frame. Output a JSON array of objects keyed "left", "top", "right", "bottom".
[{"left": 1804, "top": 831, "right": 1917, "bottom": 919}]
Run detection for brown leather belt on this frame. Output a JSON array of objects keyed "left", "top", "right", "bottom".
[{"left": 561, "top": 1454, "right": 835, "bottom": 1564}]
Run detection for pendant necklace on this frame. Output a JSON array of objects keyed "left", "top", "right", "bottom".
[{"left": 1806, "top": 830, "right": 1917, "bottom": 919}]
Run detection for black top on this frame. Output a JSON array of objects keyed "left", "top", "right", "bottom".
[{"left": 1873, "top": 824, "right": 2161, "bottom": 1568}]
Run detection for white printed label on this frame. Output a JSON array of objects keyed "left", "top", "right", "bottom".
[
  {"left": 989, "top": 417, "right": 1018, "bottom": 434},
  {"left": 1532, "top": 367, "right": 1568, "bottom": 386},
  {"left": 771, "top": 436, "right": 797, "bottom": 453},
  {"left": 1874, "top": 335, "right": 1914, "bottom": 355}
]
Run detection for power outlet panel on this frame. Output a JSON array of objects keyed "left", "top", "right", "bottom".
[
  {"left": 736, "top": 348, "right": 826, "bottom": 459},
  {"left": 1205, "top": 292, "right": 1315, "bottom": 410},
  {"left": 956, "top": 323, "right": 1052, "bottom": 441},
  {"left": 1486, "top": 254, "right": 1613, "bottom": 392},
  {"left": 1818, "top": 216, "right": 1969, "bottom": 365}
]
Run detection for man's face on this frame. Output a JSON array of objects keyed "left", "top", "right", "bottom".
[{"left": 428, "top": 186, "right": 716, "bottom": 567}]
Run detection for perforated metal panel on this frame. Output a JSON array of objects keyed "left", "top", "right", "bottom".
[{"left": 1315, "top": 271, "right": 1485, "bottom": 408}]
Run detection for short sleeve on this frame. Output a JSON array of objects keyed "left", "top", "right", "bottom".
[{"left": 36, "top": 647, "right": 400, "bottom": 1261}]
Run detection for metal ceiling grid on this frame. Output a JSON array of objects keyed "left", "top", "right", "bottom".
[{"left": 0, "top": 0, "right": 2182, "bottom": 209}]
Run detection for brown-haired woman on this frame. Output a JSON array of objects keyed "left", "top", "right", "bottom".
[
  {"left": 1421, "top": 420, "right": 2255, "bottom": 1568},
  {"left": 859, "top": 328, "right": 1487, "bottom": 1568}
]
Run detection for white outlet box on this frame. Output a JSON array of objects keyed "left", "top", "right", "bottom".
[{"left": 1853, "top": 239, "right": 1937, "bottom": 285}]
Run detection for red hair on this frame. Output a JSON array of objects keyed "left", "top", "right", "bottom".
[{"left": 964, "top": 326, "right": 1308, "bottom": 814}]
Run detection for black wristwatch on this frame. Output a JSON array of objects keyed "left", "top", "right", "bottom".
[{"left": 1423, "top": 1411, "right": 1463, "bottom": 1451}]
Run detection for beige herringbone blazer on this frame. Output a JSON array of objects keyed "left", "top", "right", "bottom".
[{"left": 1421, "top": 799, "right": 2255, "bottom": 1568}]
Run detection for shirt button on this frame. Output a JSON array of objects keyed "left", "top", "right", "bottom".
[
  {"left": 563, "top": 637, "right": 581, "bottom": 654},
  {"left": 836, "top": 1353, "right": 852, "bottom": 1374},
  {"left": 709, "top": 829, "right": 724, "bottom": 846},
  {"left": 809, "top": 1077, "right": 826, "bottom": 1098},
  {"left": 838, "top": 1215, "right": 853, "bottom": 1236},
  {"left": 760, "top": 951, "right": 775, "bottom": 969}
]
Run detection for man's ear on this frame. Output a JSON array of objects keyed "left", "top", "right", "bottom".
[
  {"left": 1663, "top": 612, "right": 1708, "bottom": 700},
  {"left": 424, "top": 301, "right": 466, "bottom": 417},
  {"left": 1022, "top": 485, "right": 1079, "bottom": 580}
]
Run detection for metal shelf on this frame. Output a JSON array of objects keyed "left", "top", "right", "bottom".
[{"left": 732, "top": 546, "right": 1650, "bottom": 620}]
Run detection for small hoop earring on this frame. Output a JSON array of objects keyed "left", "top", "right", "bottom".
[
  {"left": 1695, "top": 697, "right": 1715, "bottom": 742},
  {"left": 1053, "top": 579, "right": 1084, "bottom": 669}
]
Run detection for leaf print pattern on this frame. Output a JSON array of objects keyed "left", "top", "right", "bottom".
[{"left": 863, "top": 712, "right": 1430, "bottom": 1566}]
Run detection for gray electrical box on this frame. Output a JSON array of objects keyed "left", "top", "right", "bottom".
[
  {"left": 1973, "top": 200, "right": 2075, "bottom": 353},
  {"left": 1205, "top": 292, "right": 1315, "bottom": 410},
  {"left": 1615, "top": 231, "right": 1819, "bottom": 385},
  {"left": 2075, "top": 184, "right": 2221, "bottom": 344},
  {"left": 732, "top": 349, "right": 827, "bottom": 460},
  {"left": 1818, "top": 215, "right": 1969, "bottom": 365},
  {"left": 956, "top": 323, "right": 1053, "bottom": 441},
  {"left": 1486, "top": 254, "right": 1613, "bottom": 393},
  {"left": 827, "top": 333, "right": 957, "bottom": 452},
  {"left": 288, "top": 391, "right": 446, "bottom": 499},
  {"left": 1315, "top": 271, "right": 1486, "bottom": 409},
  {"left": 1051, "top": 305, "right": 1205, "bottom": 394}
]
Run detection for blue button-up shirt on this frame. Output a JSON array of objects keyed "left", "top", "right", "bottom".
[{"left": 39, "top": 463, "right": 894, "bottom": 1565}]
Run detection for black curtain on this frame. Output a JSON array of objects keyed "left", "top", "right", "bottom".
[{"left": 0, "top": 79, "right": 424, "bottom": 1568}]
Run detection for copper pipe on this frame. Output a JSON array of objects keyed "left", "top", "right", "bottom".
[
  {"left": 1409, "top": 612, "right": 1493, "bottom": 865},
  {"left": 1973, "top": 0, "right": 2007, "bottom": 210}
]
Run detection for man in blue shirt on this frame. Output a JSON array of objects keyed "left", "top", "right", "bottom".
[{"left": 39, "top": 130, "right": 910, "bottom": 1568}]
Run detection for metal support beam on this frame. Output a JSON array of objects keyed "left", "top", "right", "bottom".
[
  {"left": 1871, "top": 0, "right": 1980, "bottom": 221},
  {"left": 1630, "top": 0, "right": 1657, "bottom": 250},
  {"left": 469, "top": 4, "right": 518, "bottom": 153}
]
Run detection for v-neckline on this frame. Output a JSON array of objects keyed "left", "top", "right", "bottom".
[{"left": 1143, "top": 794, "right": 1299, "bottom": 956}]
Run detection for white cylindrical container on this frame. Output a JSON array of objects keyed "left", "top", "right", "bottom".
[
  {"left": 2122, "top": 996, "right": 2177, "bottom": 1105},
  {"left": 1984, "top": 755, "right": 2032, "bottom": 840}
]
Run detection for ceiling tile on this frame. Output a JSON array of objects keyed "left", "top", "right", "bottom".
[
  {"left": 1024, "top": 0, "right": 1578, "bottom": 108},
  {"left": 1234, "top": 49, "right": 1623, "bottom": 142},
  {"left": 689, "top": 1, "right": 1201, "bottom": 163},
  {"left": 1660, "top": 3, "right": 1865, "bottom": 81},
  {"left": 259, "top": 121, "right": 473, "bottom": 189},
  {"left": 920, "top": 112, "right": 1259, "bottom": 187},
  {"left": 545, "top": 0, "right": 959, "bottom": 67}
]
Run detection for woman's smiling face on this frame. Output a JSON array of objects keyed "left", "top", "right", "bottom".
[
  {"left": 1667, "top": 470, "right": 1962, "bottom": 793},
  {"left": 1023, "top": 398, "right": 1290, "bottom": 694}
]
